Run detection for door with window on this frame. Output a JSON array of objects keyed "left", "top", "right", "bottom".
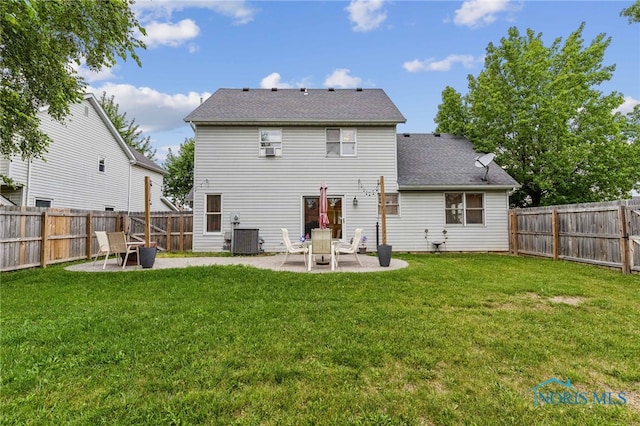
[{"left": 303, "top": 196, "right": 343, "bottom": 239}]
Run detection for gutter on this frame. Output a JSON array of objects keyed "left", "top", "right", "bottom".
[
  {"left": 398, "top": 184, "right": 521, "bottom": 191},
  {"left": 127, "top": 159, "right": 135, "bottom": 213}
]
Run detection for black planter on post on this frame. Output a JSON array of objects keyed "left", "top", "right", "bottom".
[
  {"left": 138, "top": 246, "right": 156, "bottom": 268},
  {"left": 377, "top": 244, "right": 392, "bottom": 267}
]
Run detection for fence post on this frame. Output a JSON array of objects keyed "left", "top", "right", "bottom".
[
  {"left": 19, "top": 206, "right": 26, "bottom": 266},
  {"left": 40, "top": 211, "right": 49, "bottom": 268},
  {"left": 166, "top": 214, "right": 172, "bottom": 252},
  {"left": 620, "top": 206, "right": 630, "bottom": 275},
  {"left": 86, "top": 213, "right": 93, "bottom": 260},
  {"left": 509, "top": 211, "right": 518, "bottom": 255},
  {"left": 552, "top": 209, "right": 559, "bottom": 260},
  {"left": 179, "top": 213, "right": 185, "bottom": 251}
]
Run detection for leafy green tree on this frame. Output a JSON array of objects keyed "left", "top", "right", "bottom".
[
  {"left": 435, "top": 23, "right": 640, "bottom": 207},
  {"left": 621, "top": 0, "right": 640, "bottom": 23},
  {"left": 434, "top": 86, "right": 468, "bottom": 135},
  {"left": 0, "top": 0, "right": 145, "bottom": 161},
  {"left": 163, "top": 138, "right": 195, "bottom": 208},
  {"left": 99, "top": 92, "right": 156, "bottom": 160}
]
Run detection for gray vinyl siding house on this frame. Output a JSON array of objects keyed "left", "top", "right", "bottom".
[
  {"left": 185, "top": 88, "right": 519, "bottom": 253},
  {"left": 0, "top": 93, "right": 176, "bottom": 212}
]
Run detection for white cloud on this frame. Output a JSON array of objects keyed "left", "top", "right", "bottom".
[
  {"left": 453, "top": 0, "right": 512, "bottom": 28},
  {"left": 133, "top": 0, "right": 257, "bottom": 25},
  {"left": 615, "top": 96, "right": 640, "bottom": 115},
  {"left": 143, "top": 19, "right": 200, "bottom": 48},
  {"left": 72, "top": 61, "right": 117, "bottom": 83},
  {"left": 260, "top": 73, "right": 293, "bottom": 89},
  {"left": 88, "top": 82, "right": 211, "bottom": 134},
  {"left": 403, "top": 54, "right": 477, "bottom": 72},
  {"left": 130, "top": 0, "right": 257, "bottom": 51},
  {"left": 156, "top": 144, "right": 182, "bottom": 163},
  {"left": 324, "top": 69, "right": 363, "bottom": 88},
  {"left": 260, "top": 73, "right": 313, "bottom": 89},
  {"left": 346, "top": 0, "right": 388, "bottom": 32}
]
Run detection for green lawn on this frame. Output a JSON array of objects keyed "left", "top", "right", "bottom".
[{"left": 1, "top": 254, "right": 639, "bottom": 425}]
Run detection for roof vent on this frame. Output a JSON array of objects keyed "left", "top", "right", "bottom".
[
  {"left": 356, "top": 88, "right": 363, "bottom": 92},
  {"left": 434, "top": 133, "right": 441, "bottom": 137},
  {"left": 300, "top": 88, "right": 306, "bottom": 92},
  {"left": 242, "top": 88, "right": 249, "bottom": 91},
  {"left": 271, "top": 87, "right": 277, "bottom": 91},
  {"left": 328, "top": 88, "right": 334, "bottom": 91},
  {"left": 403, "top": 133, "right": 411, "bottom": 137}
]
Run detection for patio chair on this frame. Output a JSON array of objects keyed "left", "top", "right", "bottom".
[
  {"left": 93, "top": 231, "right": 111, "bottom": 269},
  {"left": 107, "top": 231, "right": 140, "bottom": 269},
  {"left": 333, "top": 228, "right": 363, "bottom": 269},
  {"left": 280, "top": 228, "right": 308, "bottom": 267}
]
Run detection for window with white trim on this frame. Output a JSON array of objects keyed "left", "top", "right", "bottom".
[
  {"left": 205, "top": 194, "right": 222, "bottom": 233},
  {"left": 326, "top": 128, "right": 356, "bottom": 157},
  {"left": 98, "top": 156, "right": 106, "bottom": 173},
  {"left": 259, "top": 129, "right": 282, "bottom": 157},
  {"left": 445, "top": 192, "right": 484, "bottom": 225},
  {"left": 378, "top": 193, "right": 399, "bottom": 216},
  {"left": 35, "top": 198, "right": 52, "bottom": 208}
]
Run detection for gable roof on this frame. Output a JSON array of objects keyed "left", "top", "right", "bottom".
[
  {"left": 397, "top": 133, "right": 520, "bottom": 190},
  {"left": 84, "top": 93, "right": 165, "bottom": 175},
  {"left": 184, "top": 88, "right": 406, "bottom": 125}
]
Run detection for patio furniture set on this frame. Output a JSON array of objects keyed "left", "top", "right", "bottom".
[
  {"left": 281, "top": 228, "right": 363, "bottom": 271},
  {"left": 93, "top": 231, "right": 146, "bottom": 269}
]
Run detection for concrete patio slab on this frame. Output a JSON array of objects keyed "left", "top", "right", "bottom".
[{"left": 66, "top": 253, "right": 408, "bottom": 273}]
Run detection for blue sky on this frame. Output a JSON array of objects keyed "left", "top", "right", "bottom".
[{"left": 81, "top": 0, "right": 640, "bottom": 163}]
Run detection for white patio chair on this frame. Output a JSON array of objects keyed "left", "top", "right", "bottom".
[
  {"left": 93, "top": 231, "right": 111, "bottom": 269},
  {"left": 107, "top": 231, "right": 140, "bottom": 269},
  {"left": 280, "top": 228, "right": 308, "bottom": 267},
  {"left": 333, "top": 228, "right": 363, "bottom": 269}
]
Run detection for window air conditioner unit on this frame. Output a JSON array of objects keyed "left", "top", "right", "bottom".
[{"left": 265, "top": 147, "right": 276, "bottom": 157}]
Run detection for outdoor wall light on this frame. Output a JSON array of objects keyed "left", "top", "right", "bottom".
[{"left": 353, "top": 196, "right": 358, "bottom": 206}]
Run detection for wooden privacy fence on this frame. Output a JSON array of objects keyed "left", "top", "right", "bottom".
[
  {"left": 0, "top": 206, "right": 193, "bottom": 272},
  {"left": 509, "top": 199, "right": 640, "bottom": 274}
]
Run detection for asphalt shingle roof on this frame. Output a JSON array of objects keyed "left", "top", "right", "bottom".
[
  {"left": 130, "top": 148, "right": 165, "bottom": 174},
  {"left": 397, "top": 133, "right": 520, "bottom": 188},
  {"left": 184, "top": 88, "right": 406, "bottom": 124}
]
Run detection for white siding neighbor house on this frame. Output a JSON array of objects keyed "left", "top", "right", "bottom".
[
  {"left": 184, "top": 88, "right": 519, "bottom": 253},
  {"left": 0, "top": 93, "right": 176, "bottom": 212}
]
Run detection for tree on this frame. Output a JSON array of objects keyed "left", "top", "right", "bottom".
[
  {"left": 434, "top": 86, "right": 467, "bottom": 135},
  {"left": 435, "top": 23, "right": 640, "bottom": 207},
  {"left": 621, "top": 0, "right": 640, "bottom": 23},
  {"left": 163, "top": 138, "right": 195, "bottom": 208},
  {"left": 99, "top": 92, "right": 156, "bottom": 160},
  {"left": 0, "top": 0, "right": 145, "bottom": 161}
]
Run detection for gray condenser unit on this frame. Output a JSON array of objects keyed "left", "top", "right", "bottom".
[{"left": 232, "top": 228, "right": 260, "bottom": 255}]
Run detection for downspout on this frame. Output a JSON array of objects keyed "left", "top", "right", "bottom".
[
  {"left": 128, "top": 159, "right": 135, "bottom": 213},
  {"left": 24, "top": 160, "right": 32, "bottom": 206}
]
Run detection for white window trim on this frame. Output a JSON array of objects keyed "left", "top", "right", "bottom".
[
  {"left": 326, "top": 128, "right": 357, "bottom": 157},
  {"left": 204, "top": 193, "right": 223, "bottom": 234},
  {"left": 378, "top": 192, "right": 400, "bottom": 216},
  {"left": 258, "top": 128, "right": 283, "bottom": 157},
  {"left": 35, "top": 198, "right": 53, "bottom": 208},
  {"left": 444, "top": 192, "right": 485, "bottom": 226},
  {"left": 98, "top": 155, "right": 106, "bottom": 173}
]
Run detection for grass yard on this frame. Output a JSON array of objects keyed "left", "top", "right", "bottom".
[{"left": 1, "top": 253, "right": 639, "bottom": 425}]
